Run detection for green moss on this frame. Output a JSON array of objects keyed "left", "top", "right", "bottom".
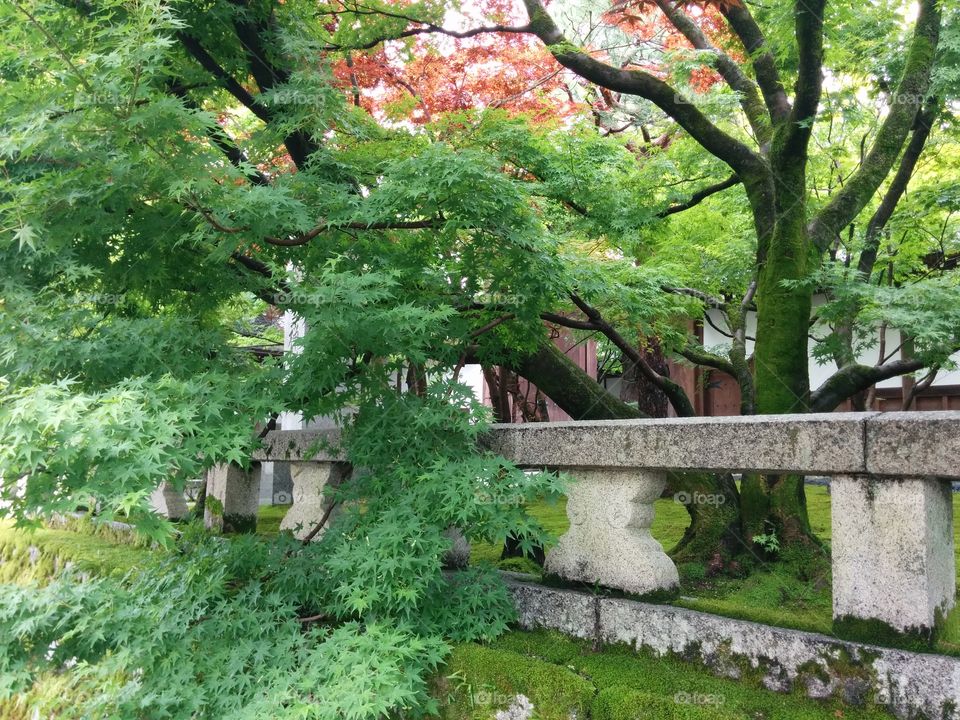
[
  {"left": 435, "top": 644, "right": 594, "bottom": 720},
  {"left": 204, "top": 496, "right": 224, "bottom": 517},
  {"left": 591, "top": 687, "right": 738, "bottom": 720},
  {"left": 0, "top": 521, "right": 148, "bottom": 583},
  {"left": 473, "top": 630, "right": 897, "bottom": 720},
  {"left": 833, "top": 615, "right": 936, "bottom": 652},
  {"left": 221, "top": 513, "right": 257, "bottom": 534}
]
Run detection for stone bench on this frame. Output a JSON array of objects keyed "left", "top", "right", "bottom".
[{"left": 250, "top": 412, "right": 959, "bottom": 638}]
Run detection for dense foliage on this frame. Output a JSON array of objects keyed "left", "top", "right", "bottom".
[{"left": 2, "top": 0, "right": 960, "bottom": 715}]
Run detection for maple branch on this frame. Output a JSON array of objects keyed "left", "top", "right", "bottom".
[
  {"left": 653, "top": 0, "right": 770, "bottom": 144},
  {"left": 569, "top": 293, "right": 696, "bottom": 417},
  {"left": 519, "top": 0, "right": 767, "bottom": 183},
  {"left": 810, "top": 359, "right": 928, "bottom": 413},
  {"left": 176, "top": 32, "right": 273, "bottom": 123},
  {"left": 263, "top": 218, "right": 441, "bottom": 246},
  {"left": 227, "top": 3, "right": 319, "bottom": 169},
  {"left": 657, "top": 174, "right": 741, "bottom": 218},
  {"left": 719, "top": 2, "right": 790, "bottom": 123},
  {"left": 777, "top": 0, "right": 826, "bottom": 161},
  {"left": 539, "top": 312, "right": 599, "bottom": 331},
  {"left": 678, "top": 343, "right": 737, "bottom": 378},
  {"left": 858, "top": 99, "right": 938, "bottom": 277},
  {"left": 809, "top": 0, "right": 941, "bottom": 251},
  {"left": 321, "top": 5, "right": 530, "bottom": 52},
  {"left": 660, "top": 285, "right": 723, "bottom": 308}
]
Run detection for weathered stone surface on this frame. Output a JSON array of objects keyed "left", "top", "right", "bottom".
[
  {"left": 505, "top": 577, "right": 960, "bottom": 719},
  {"left": 204, "top": 464, "right": 260, "bottom": 533},
  {"left": 254, "top": 429, "right": 343, "bottom": 462},
  {"left": 280, "top": 461, "right": 350, "bottom": 540},
  {"left": 481, "top": 414, "right": 870, "bottom": 475},
  {"left": 831, "top": 475, "right": 955, "bottom": 633},
  {"left": 544, "top": 468, "right": 678, "bottom": 595},
  {"left": 505, "top": 575, "right": 597, "bottom": 640},
  {"left": 866, "top": 411, "right": 960, "bottom": 478},
  {"left": 149, "top": 481, "right": 188, "bottom": 520},
  {"left": 442, "top": 527, "right": 471, "bottom": 569}
]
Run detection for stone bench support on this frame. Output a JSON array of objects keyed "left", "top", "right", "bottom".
[
  {"left": 149, "top": 481, "right": 188, "bottom": 520},
  {"left": 204, "top": 463, "right": 260, "bottom": 533},
  {"left": 280, "top": 461, "right": 350, "bottom": 540},
  {"left": 544, "top": 468, "right": 678, "bottom": 594},
  {"left": 831, "top": 475, "right": 955, "bottom": 634}
]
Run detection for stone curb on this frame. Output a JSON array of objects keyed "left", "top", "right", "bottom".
[{"left": 503, "top": 575, "right": 960, "bottom": 720}]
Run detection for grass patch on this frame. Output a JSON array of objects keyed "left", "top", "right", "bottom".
[
  {"left": 434, "top": 644, "right": 594, "bottom": 720},
  {"left": 256, "top": 503, "right": 290, "bottom": 536}
]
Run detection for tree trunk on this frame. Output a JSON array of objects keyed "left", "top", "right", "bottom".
[
  {"left": 669, "top": 472, "right": 744, "bottom": 567},
  {"left": 510, "top": 342, "right": 647, "bottom": 421},
  {"left": 618, "top": 338, "right": 670, "bottom": 418},
  {"left": 742, "top": 170, "right": 817, "bottom": 549}
]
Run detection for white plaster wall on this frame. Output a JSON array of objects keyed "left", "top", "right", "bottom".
[{"left": 701, "top": 297, "right": 960, "bottom": 392}]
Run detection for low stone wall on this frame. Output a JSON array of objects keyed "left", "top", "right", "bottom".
[
  {"left": 506, "top": 575, "right": 960, "bottom": 720},
  {"left": 251, "top": 412, "right": 960, "bottom": 635}
]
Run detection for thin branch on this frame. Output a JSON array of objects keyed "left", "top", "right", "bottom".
[
  {"left": 301, "top": 501, "right": 339, "bottom": 544},
  {"left": 678, "top": 343, "right": 737, "bottom": 377},
  {"left": 470, "top": 314, "right": 515, "bottom": 338},
  {"left": 809, "top": 0, "right": 942, "bottom": 251},
  {"left": 539, "top": 312, "right": 598, "bottom": 331},
  {"left": 569, "top": 293, "right": 696, "bottom": 417},
  {"left": 263, "top": 218, "right": 440, "bottom": 246},
  {"left": 719, "top": 2, "right": 790, "bottom": 123},
  {"left": 653, "top": 0, "right": 770, "bottom": 143},
  {"left": 657, "top": 174, "right": 741, "bottom": 218},
  {"left": 520, "top": 0, "right": 767, "bottom": 181},
  {"left": 858, "top": 100, "right": 938, "bottom": 277},
  {"left": 176, "top": 32, "right": 273, "bottom": 123},
  {"left": 660, "top": 285, "right": 723, "bottom": 308}
]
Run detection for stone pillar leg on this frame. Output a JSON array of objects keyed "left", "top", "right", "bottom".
[
  {"left": 204, "top": 463, "right": 261, "bottom": 533},
  {"left": 149, "top": 481, "right": 188, "bottom": 520},
  {"left": 545, "top": 468, "right": 679, "bottom": 595},
  {"left": 281, "top": 462, "right": 350, "bottom": 541},
  {"left": 442, "top": 527, "right": 471, "bottom": 568},
  {"left": 832, "top": 475, "right": 955, "bottom": 635}
]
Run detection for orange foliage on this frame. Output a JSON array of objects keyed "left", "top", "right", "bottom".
[{"left": 329, "top": 0, "right": 745, "bottom": 123}]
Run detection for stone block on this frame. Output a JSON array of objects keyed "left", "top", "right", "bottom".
[
  {"left": 866, "top": 411, "right": 960, "bottom": 479},
  {"left": 280, "top": 461, "right": 350, "bottom": 540},
  {"left": 149, "top": 481, "right": 188, "bottom": 520},
  {"left": 204, "top": 463, "right": 260, "bottom": 533},
  {"left": 272, "top": 462, "right": 293, "bottom": 503},
  {"left": 482, "top": 413, "right": 870, "bottom": 475},
  {"left": 504, "top": 577, "right": 597, "bottom": 640},
  {"left": 831, "top": 474, "right": 955, "bottom": 635},
  {"left": 442, "top": 527, "right": 471, "bottom": 569},
  {"left": 254, "top": 429, "right": 343, "bottom": 462},
  {"left": 501, "top": 577, "right": 960, "bottom": 719},
  {"left": 544, "top": 468, "right": 678, "bottom": 595}
]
